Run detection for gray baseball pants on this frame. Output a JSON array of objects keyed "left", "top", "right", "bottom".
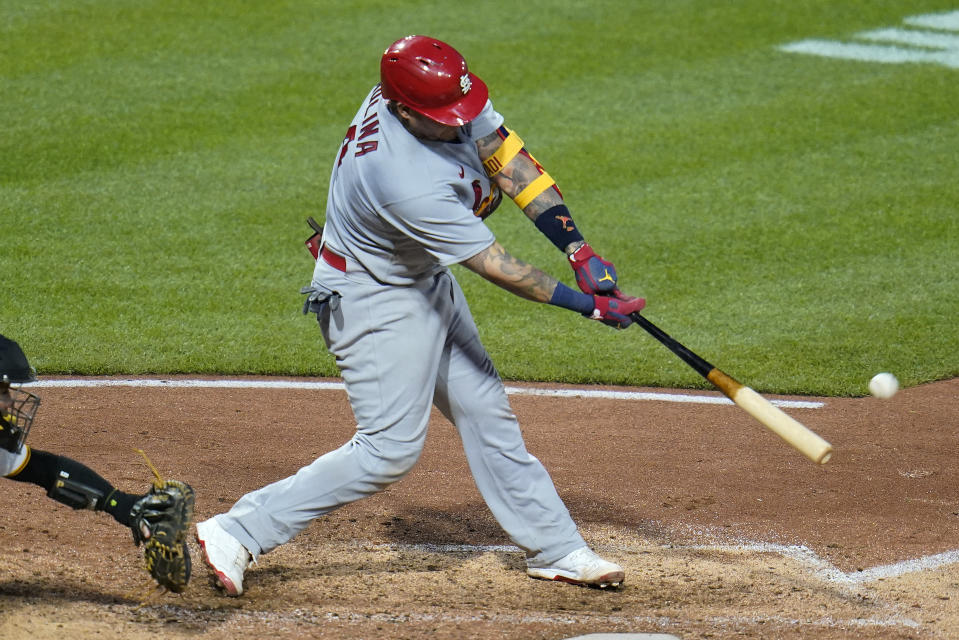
[{"left": 216, "top": 261, "right": 585, "bottom": 566}]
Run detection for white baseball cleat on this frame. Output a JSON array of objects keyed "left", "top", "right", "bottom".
[
  {"left": 526, "top": 546, "right": 625, "bottom": 588},
  {"left": 196, "top": 518, "right": 251, "bottom": 596}
]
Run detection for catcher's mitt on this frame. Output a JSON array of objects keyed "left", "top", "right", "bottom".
[{"left": 129, "top": 451, "right": 195, "bottom": 593}]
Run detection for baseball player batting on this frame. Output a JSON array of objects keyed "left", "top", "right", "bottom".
[
  {"left": 0, "top": 334, "right": 195, "bottom": 592},
  {"left": 197, "top": 35, "right": 644, "bottom": 594}
]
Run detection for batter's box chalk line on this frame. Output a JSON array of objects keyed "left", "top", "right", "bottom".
[
  {"left": 375, "top": 539, "right": 958, "bottom": 588},
  {"left": 370, "top": 541, "right": 930, "bottom": 632},
  {"left": 563, "top": 634, "right": 681, "bottom": 640},
  {"left": 27, "top": 377, "right": 825, "bottom": 409}
]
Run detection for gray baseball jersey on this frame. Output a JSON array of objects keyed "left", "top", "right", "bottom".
[
  {"left": 215, "top": 84, "right": 586, "bottom": 566},
  {"left": 322, "top": 84, "right": 501, "bottom": 284}
]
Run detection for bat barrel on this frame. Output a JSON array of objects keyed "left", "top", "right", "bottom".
[{"left": 631, "top": 313, "right": 833, "bottom": 464}]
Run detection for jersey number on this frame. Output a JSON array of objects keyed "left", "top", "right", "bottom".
[
  {"left": 337, "top": 116, "right": 380, "bottom": 169},
  {"left": 337, "top": 125, "right": 357, "bottom": 168}
]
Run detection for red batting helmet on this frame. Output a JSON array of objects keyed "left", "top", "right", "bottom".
[{"left": 380, "top": 35, "right": 488, "bottom": 126}]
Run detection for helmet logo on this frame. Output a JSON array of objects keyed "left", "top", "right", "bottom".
[{"left": 459, "top": 74, "right": 472, "bottom": 95}]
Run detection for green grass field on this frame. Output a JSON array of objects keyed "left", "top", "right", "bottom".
[{"left": 2, "top": 1, "right": 957, "bottom": 395}]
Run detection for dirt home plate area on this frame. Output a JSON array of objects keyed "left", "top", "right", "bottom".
[{"left": 0, "top": 377, "right": 957, "bottom": 639}]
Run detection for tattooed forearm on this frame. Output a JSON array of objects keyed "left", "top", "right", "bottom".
[
  {"left": 475, "top": 130, "right": 503, "bottom": 161},
  {"left": 462, "top": 241, "right": 559, "bottom": 303},
  {"left": 475, "top": 130, "right": 562, "bottom": 220}
]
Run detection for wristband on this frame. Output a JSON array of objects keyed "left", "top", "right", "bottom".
[
  {"left": 548, "top": 282, "right": 594, "bottom": 314},
  {"left": 534, "top": 204, "right": 585, "bottom": 251}
]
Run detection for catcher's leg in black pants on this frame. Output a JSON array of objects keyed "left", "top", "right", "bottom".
[{"left": 7, "top": 447, "right": 141, "bottom": 526}]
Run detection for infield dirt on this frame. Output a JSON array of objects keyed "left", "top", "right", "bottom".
[{"left": 1, "top": 377, "right": 956, "bottom": 639}]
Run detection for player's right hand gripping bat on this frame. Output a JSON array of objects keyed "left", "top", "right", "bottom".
[{"left": 629, "top": 312, "right": 833, "bottom": 464}]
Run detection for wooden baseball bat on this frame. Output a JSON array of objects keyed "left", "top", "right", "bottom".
[{"left": 629, "top": 312, "right": 833, "bottom": 464}]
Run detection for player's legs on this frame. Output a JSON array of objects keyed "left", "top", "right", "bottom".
[
  {"left": 216, "top": 268, "right": 451, "bottom": 557},
  {"left": 431, "top": 275, "right": 586, "bottom": 567}
]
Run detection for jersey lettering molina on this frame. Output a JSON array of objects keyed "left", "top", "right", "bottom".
[{"left": 321, "top": 84, "right": 505, "bottom": 285}]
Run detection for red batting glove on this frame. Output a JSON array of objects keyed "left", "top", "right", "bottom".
[
  {"left": 589, "top": 294, "right": 646, "bottom": 329},
  {"left": 569, "top": 243, "right": 618, "bottom": 294}
]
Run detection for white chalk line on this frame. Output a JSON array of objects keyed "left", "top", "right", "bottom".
[
  {"left": 24, "top": 378, "right": 825, "bottom": 409},
  {"left": 371, "top": 541, "right": 959, "bottom": 588},
  {"left": 682, "top": 542, "right": 959, "bottom": 587},
  {"left": 343, "top": 539, "right": 954, "bottom": 630},
  {"left": 38, "top": 378, "right": 935, "bottom": 629},
  {"left": 157, "top": 604, "right": 919, "bottom": 632},
  {"left": 148, "top": 570, "right": 921, "bottom": 631}
]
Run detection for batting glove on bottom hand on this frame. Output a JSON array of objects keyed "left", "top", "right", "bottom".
[
  {"left": 589, "top": 294, "right": 646, "bottom": 329},
  {"left": 569, "top": 243, "right": 618, "bottom": 294}
]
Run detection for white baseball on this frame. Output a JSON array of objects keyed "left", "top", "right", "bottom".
[{"left": 868, "top": 372, "right": 899, "bottom": 399}]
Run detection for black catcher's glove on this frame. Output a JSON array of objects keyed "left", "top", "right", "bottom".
[{"left": 129, "top": 456, "right": 195, "bottom": 593}]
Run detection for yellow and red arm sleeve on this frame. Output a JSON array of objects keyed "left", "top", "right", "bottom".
[{"left": 483, "top": 126, "right": 562, "bottom": 208}]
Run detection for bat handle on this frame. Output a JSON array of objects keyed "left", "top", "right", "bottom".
[{"left": 630, "top": 312, "right": 715, "bottom": 379}]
